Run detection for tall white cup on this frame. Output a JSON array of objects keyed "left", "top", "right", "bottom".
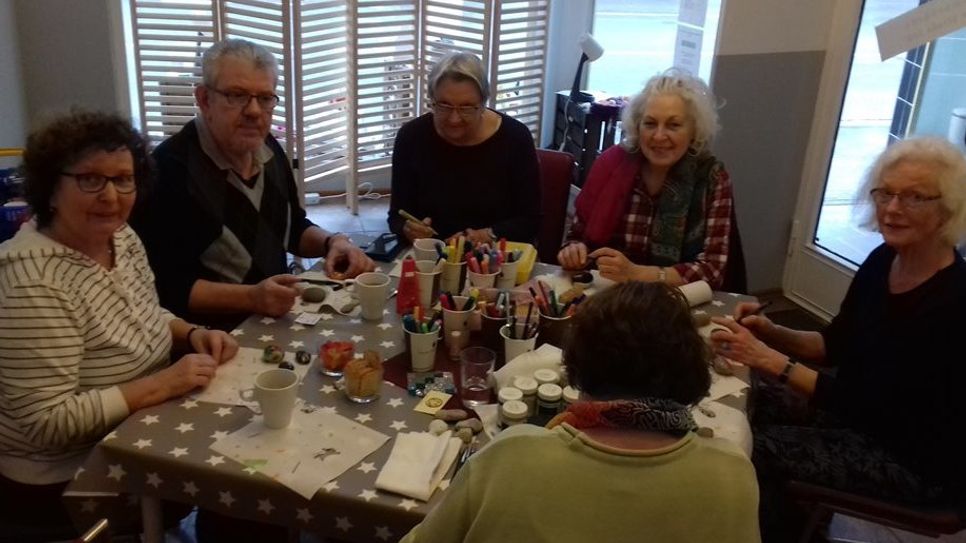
[
  {"left": 496, "top": 259, "right": 521, "bottom": 289},
  {"left": 413, "top": 238, "right": 444, "bottom": 262},
  {"left": 355, "top": 272, "right": 391, "bottom": 321},
  {"left": 406, "top": 328, "right": 439, "bottom": 372},
  {"left": 414, "top": 260, "right": 442, "bottom": 310}
]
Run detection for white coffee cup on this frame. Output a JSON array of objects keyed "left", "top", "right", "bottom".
[
  {"left": 354, "top": 272, "right": 391, "bottom": 321},
  {"left": 241, "top": 369, "right": 300, "bottom": 429},
  {"left": 500, "top": 323, "right": 538, "bottom": 365}
]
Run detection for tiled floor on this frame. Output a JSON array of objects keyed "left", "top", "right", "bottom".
[{"left": 305, "top": 195, "right": 393, "bottom": 238}]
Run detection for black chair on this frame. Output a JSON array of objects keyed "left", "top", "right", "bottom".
[{"left": 787, "top": 479, "right": 965, "bottom": 542}]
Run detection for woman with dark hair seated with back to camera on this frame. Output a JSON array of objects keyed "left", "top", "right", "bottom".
[
  {"left": 710, "top": 137, "right": 966, "bottom": 541},
  {"left": 0, "top": 110, "right": 237, "bottom": 538},
  {"left": 401, "top": 281, "right": 760, "bottom": 543}
]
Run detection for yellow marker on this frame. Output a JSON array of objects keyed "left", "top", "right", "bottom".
[
  {"left": 397, "top": 209, "right": 439, "bottom": 236},
  {"left": 455, "top": 235, "right": 465, "bottom": 264}
]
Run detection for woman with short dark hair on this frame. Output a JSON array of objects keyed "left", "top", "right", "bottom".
[
  {"left": 388, "top": 51, "right": 541, "bottom": 245},
  {"left": 0, "top": 110, "right": 236, "bottom": 535},
  {"left": 401, "top": 282, "right": 760, "bottom": 543}
]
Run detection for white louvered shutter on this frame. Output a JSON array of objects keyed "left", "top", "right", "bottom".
[
  {"left": 489, "top": 0, "right": 550, "bottom": 142},
  {"left": 294, "top": 1, "right": 350, "bottom": 190},
  {"left": 128, "top": 0, "right": 219, "bottom": 145},
  {"left": 127, "top": 0, "right": 551, "bottom": 206}
]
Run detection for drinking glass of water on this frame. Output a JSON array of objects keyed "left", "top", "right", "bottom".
[{"left": 459, "top": 346, "right": 496, "bottom": 408}]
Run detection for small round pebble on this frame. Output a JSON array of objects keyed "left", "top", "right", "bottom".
[
  {"left": 278, "top": 361, "right": 295, "bottom": 371},
  {"left": 295, "top": 350, "right": 312, "bottom": 365},
  {"left": 696, "top": 427, "right": 715, "bottom": 438},
  {"left": 456, "top": 427, "right": 474, "bottom": 444},
  {"left": 434, "top": 409, "right": 468, "bottom": 422},
  {"left": 428, "top": 419, "right": 449, "bottom": 436},
  {"left": 455, "top": 418, "right": 483, "bottom": 434},
  {"left": 262, "top": 345, "right": 284, "bottom": 364},
  {"left": 302, "top": 286, "right": 327, "bottom": 303}
]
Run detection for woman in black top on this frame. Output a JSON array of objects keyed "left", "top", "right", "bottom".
[
  {"left": 710, "top": 137, "right": 966, "bottom": 541},
  {"left": 388, "top": 51, "right": 540, "bottom": 244}
]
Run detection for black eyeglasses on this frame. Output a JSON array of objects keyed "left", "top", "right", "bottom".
[
  {"left": 61, "top": 172, "right": 137, "bottom": 194},
  {"left": 869, "top": 188, "right": 941, "bottom": 209},
  {"left": 210, "top": 88, "right": 280, "bottom": 110},
  {"left": 431, "top": 102, "right": 483, "bottom": 119}
]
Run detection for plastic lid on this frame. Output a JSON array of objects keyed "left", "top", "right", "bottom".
[
  {"left": 537, "top": 383, "right": 562, "bottom": 401},
  {"left": 562, "top": 386, "right": 580, "bottom": 403},
  {"left": 501, "top": 400, "right": 528, "bottom": 419},
  {"left": 533, "top": 368, "right": 559, "bottom": 385},
  {"left": 513, "top": 376, "right": 538, "bottom": 394},
  {"left": 498, "top": 386, "right": 523, "bottom": 403}
]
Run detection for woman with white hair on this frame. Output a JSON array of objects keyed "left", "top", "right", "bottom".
[
  {"left": 710, "top": 137, "right": 966, "bottom": 540},
  {"left": 558, "top": 68, "right": 734, "bottom": 288},
  {"left": 388, "top": 51, "right": 540, "bottom": 245}
]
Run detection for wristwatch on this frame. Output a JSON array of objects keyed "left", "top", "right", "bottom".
[{"left": 778, "top": 359, "right": 797, "bottom": 384}]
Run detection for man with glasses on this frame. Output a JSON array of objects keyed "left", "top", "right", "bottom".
[
  {"left": 387, "top": 51, "right": 541, "bottom": 245},
  {"left": 132, "top": 38, "right": 373, "bottom": 333}
]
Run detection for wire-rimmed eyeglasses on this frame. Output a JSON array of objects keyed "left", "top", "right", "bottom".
[
  {"left": 210, "top": 88, "right": 280, "bottom": 110},
  {"left": 61, "top": 172, "right": 137, "bottom": 194},
  {"left": 869, "top": 188, "right": 941, "bottom": 209},
  {"left": 432, "top": 102, "right": 482, "bottom": 119}
]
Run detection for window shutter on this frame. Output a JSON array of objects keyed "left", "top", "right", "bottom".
[
  {"left": 489, "top": 0, "right": 550, "bottom": 142},
  {"left": 128, "top": 0, "right": 219, "bottom": 144},
  {"left": 293, "top": 1, "right": 350, "bottom": 188}
]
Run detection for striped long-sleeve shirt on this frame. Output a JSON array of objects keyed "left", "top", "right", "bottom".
[{"left": 0, "top": 222, "right": 175, "bottom": 484}]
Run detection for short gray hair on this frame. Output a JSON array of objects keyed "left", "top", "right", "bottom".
[
  {"left": 427, "top": 51, "right": 490, "bottom": 103},
  {"left": 621, "top": 68, "right": 720, "bottom": 155},
  {"left": 201, "top": 39, "right": 278, "bottom": 88},
  {"left": 856, "top": 136, "right": 966, "bottom": 246}
]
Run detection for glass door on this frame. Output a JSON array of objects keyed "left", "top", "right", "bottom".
[{"left": 784, "top": 0, "right": 966, "bottom": 319}]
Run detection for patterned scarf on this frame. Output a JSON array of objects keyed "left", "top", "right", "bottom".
[{"left": 547, "top": 398, "right": 696, "bottom": 434}]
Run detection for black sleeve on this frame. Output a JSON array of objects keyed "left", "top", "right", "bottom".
[
  {"left": 388, "top": 122, "right": 418, "bottom": 238},
  {"left": 491, "top": 121, "right": 541, "bottom": 242},
  {"left": 274, "top": 142, "right": 316, "bottom": 255},
  {"left": 129, "top": 149, "right": 208, "bottom": 318}
]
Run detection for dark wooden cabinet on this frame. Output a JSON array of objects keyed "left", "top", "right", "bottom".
[{"left": 550, "top": 91, "right": 623, "bottom": 187}]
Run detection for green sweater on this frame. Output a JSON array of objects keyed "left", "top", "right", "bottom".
[{"left": 402, "top": 424, "right": 760, "bottom": 543}]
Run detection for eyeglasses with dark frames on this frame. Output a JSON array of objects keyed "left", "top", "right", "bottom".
[
  {"left": 431, "top": 102, "right": 483, "bottom": 119},
  {"left": 869, "top": 188, "right": 941, "bottom": 209},
  {"left": 61, "top": 172, "right": 137, "bottom": 194},
  {"left": 210, "top": 88, "right": 280, "bottom": 110}
]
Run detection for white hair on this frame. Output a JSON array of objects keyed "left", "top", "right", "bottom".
[
  {"left": 202, "top": 38, "right": 278, "bottom": 88},
  {"left": 427, "top": 51, "right": 490, "bottom": 103}
]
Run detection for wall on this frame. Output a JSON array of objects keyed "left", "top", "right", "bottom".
[
  {"left": 0, "top": 0, "right": 26, "bottom": 148},
  {"left": 13, "top": 0, "right": 122, "bottom": 128},
  {"left": 540, "top": 0, "right": 595, "bottom": 148},
  {"left": 710, "top": 0, "right": 836, "bottom": 292}
]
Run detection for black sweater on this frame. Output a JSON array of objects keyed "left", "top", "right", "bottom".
[
  {"left": 815, "top": 244, "right": 966, "bottom": 493},
  {"left": 387, "top": 112, "right": 541, "bottom": 242}
]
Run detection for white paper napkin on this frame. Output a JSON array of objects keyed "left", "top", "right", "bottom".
[{"left": 375, "top": 431, "right": 461, "bottom": 501}]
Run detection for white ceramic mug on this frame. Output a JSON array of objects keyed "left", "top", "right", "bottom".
[
  {"left": 354, "top": 272, "right": 391, "bottom": 321},
  {"left": 241, "top": 369, "right": 300, "bottom": 429}
]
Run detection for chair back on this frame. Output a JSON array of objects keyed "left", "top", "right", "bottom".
[
  {"left": 721, "top": 203, "right": 747, "bottom": 294},
  {"left": 535, "top": 148, "right": 575, "bottom": 264},
  {"left": 787, "top": 479, "right": 965, "bottom": 541}
]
